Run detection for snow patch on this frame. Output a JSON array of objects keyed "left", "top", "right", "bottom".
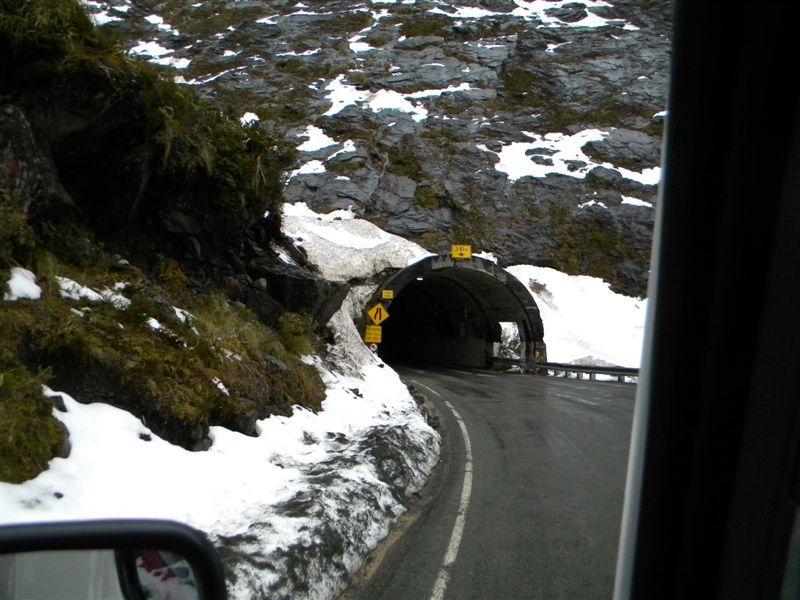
[
  {"left": 506, "top": 265, "right": 645, "bottom": 367},
  {"left": 3, "top": 268, "right": 41, "bottom": 301}
]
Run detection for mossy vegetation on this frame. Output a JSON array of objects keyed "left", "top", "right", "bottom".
[
  {"left": 0, "top": 243, "right": 325, "bottom": 477},
  {"left": 0, "top": 1, "right": 326, "bottom": 483},
  {"left": 415, "top": 231, "right": 448, "bottom": 253},
  {"left": 0, "top": 193, "right": 37, "bottom": 268},
  {"left": 0, "top": 360, "right": 63, "bottom": 484},
  {"left": 2, "top": 0, "right": 295, "bottom": 251},
  {"left": 500, "top": 66, "right": 543, "bottom": 99},
  {"left": 451, "top": 205, "right": 494, "bottom": 252},
  {"left": 386, "top": 144, "right": 423, "bottom": 180},
  {"left": 364, "top": 30, "right": 395, "bottom": 48},
  {"left": 414, "top": 184, "right": 446, "bottom": 210},
  {"left": 544, "top": 204, "right": 648, "bottom": 293},
  {"left": 395, "top": 14, "right": 452, "bottom": 38},
  {"left": 499, "top": 64, "right": 661, "bottom": 133},
  {"left": 316, "top": 11, "right": 373, "bottom": 35},
  {"left": 133, "top": 0, "right": 265, "bottom": 44},
  {"left": 131, "top": 70, "right": 294, "bottom": 245},
  {"left": 0, "top": 0, "right": 98, "bottom": 60}
]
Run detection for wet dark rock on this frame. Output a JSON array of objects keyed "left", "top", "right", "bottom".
[
  {"left": 55, "top": 420, "right": 71, "bottom": 459},
  {"left": 396, "top": 36, "right": 446, "bottom": 50},
  {"left": 84, "top": 0, "right": 671, "bottom": 296},
  {"left": 586, "top": 166, "right": 625, "bottom": 187},
  {"left": 546, "top": 3, "right": 589, "bottom": 23},
  {"left": 266, "top": 263, "right": 351, "bottom": 326},
  {"left": 49, "top": 394, "right": 68, "bottom": 413},
  {"left": 243, "top": 286, "right": 284, "bottom": 328},
  {"left": 163, "top": 211, "right": 203, "bottom": 236},
  {"left": 264, "top": 356, "right": 289, "bottom": 375},
  {"left": 583, "top": 128, "right": 662, "bottom": 169},
  {"left": 0, "top": 105, "right": 74, "bottom": 216}
]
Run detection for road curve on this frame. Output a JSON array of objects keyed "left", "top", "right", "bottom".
[{"left": 343, "top": 367, "right": 635, "bottom": 600}]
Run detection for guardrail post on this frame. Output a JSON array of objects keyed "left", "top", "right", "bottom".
[{"left": 533, "top": 362, "right": 639, "bottom": 383}]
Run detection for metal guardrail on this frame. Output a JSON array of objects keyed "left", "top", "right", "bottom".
[
  {"left": 490, "top": 357, "right": 640, "bottom": 382},
  {"left": 535, "top": 361, "right": 639, "bottom": 383}
]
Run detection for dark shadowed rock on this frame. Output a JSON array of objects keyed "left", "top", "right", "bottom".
[
  {"left": 583, "top": 128, "right": 662, "bottom": 169},
  {"left": 0, "top": 105, "right": 74, "bottom": 215},
  {"left": 247, "top": 254, "right": 350, "bottom": 325},
  {"left": 546, "top": 3, "right": 589, "bottom": 23},
  {"left": 243, "top": 286, "right": 284, "bottom": 328},
  {"left": 163, "top": 210, "right": 204, "bottom": 236}
]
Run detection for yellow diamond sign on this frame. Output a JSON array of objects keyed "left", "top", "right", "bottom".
[{"left": 367, "top": 303, "right": 389, "bottom": 325}]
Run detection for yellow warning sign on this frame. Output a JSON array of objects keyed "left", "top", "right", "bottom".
[
  {"left": 381, "top": 289, "right": 395, "bottom": 300},
  {"left": 364, "top": 325, "right": 382, "bottom": 343},
  {"left": 367, "top": 303, "right": 390, "bottom": 325},
  {"left": 451, "top": 244, "right": 472, "bottom": 259}
]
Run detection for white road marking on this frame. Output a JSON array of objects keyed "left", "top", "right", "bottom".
[
  {"left": 430, "top": 399, "right": 473, "bottom": 600},
  {"left": 561, "top": 395, "right": 601, "bottom": 407},
  {"left": 411, "top": 379, "right": 442, "bottom": 397}
]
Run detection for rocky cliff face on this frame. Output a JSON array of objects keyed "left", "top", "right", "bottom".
[{"left": 84, "top": 0, "right": 670, "bottom": 296}]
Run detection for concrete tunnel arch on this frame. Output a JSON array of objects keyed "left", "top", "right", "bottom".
[{"left": 361, "top": 254, "right": 547, "bottom": 370}]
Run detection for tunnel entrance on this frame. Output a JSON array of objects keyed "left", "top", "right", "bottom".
[{"left": 361, "top": 254, "right": 546, "bottom": 370}]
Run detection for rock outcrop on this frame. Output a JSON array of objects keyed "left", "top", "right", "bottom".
[{"left": 84, "top": 0, "right": 671, "bottom": 297}]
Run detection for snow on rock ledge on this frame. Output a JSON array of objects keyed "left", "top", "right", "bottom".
[{"left": 282, "top": 202, "right": 434, "bottom": 282}]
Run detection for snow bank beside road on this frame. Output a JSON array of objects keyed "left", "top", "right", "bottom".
[
  {"left": 507, "top": 265, "right": 646, "bottom": 367},
  {"left": 0, "top": 321, "right": 438, "bottom": 600}
]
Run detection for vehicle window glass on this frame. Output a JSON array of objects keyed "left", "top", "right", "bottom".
[{"left": 782, "top": 506, "right": 800, "bottom": 600}]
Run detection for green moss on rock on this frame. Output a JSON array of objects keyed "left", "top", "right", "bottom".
[
  {"left": 0, "top": 193, "right": 37, "bottom": 268},
  {"left": 397, "top": 14, "right": 451, "bottom": 37},
  {"left": 0, "top": 261, "right": 325, "bottom": 462},
  {"left": 0, "top": 307, "right": 64, "bottom": 484},
  {"left": 544, "top": 204, "right": 648, "bottom": 294},
  {"left": 0, "top": 1, "right": 326, "bottom": 482}
]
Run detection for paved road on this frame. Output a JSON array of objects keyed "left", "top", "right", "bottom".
[{"left": 343, "top": 367, "right": 635, "bottom": 600}]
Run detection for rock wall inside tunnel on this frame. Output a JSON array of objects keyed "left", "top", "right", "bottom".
[{"left": 360, "top": 255, "right": 546, "bottom": 370}]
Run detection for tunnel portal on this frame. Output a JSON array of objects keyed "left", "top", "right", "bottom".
[{"left": 362, "top": 255, "right": 546, "bottom": 370}]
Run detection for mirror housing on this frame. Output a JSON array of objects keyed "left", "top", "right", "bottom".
[{"left": 0, "top": 520, "right": 227, "bottom": 600}]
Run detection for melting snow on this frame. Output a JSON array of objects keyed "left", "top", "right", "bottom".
[{"left": 3, "top": 268, "right": 42, "bottom": 301}]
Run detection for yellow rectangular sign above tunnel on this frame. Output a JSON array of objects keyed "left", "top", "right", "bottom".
[
  {"left": 364, "top": 325, "right": 382, "bottom": 343},
  {"left": 381, "top": 290, "right": 394, "bottom": 300},
  {"left": 451, "top": 244, "right": 472, "bottom": 259},
  {"left": 367, "top": 303, "right": 389, "bottom": 325}
]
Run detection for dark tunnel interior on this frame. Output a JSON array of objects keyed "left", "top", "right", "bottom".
[
  {"left": 378, "top": 275, "right": 500, "bottom": 368},
  {"left": 371, "top": 259, "right": 544, "bottom": 369}
]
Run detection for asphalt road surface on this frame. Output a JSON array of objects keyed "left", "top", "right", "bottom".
[{"left": 343, "top": 367, "right": 636, "bottom": 600}]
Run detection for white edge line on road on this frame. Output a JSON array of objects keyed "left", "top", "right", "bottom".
[
  {"left": 430, "top": 399, "right": 473, "bottom": 600},
  {"left": 411, "top": 380, "right": 442, "bottom": 398}
]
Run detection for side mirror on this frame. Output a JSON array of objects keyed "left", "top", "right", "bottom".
[{"left": 0, "top": 520, "right": 227, "bottom": 600}]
